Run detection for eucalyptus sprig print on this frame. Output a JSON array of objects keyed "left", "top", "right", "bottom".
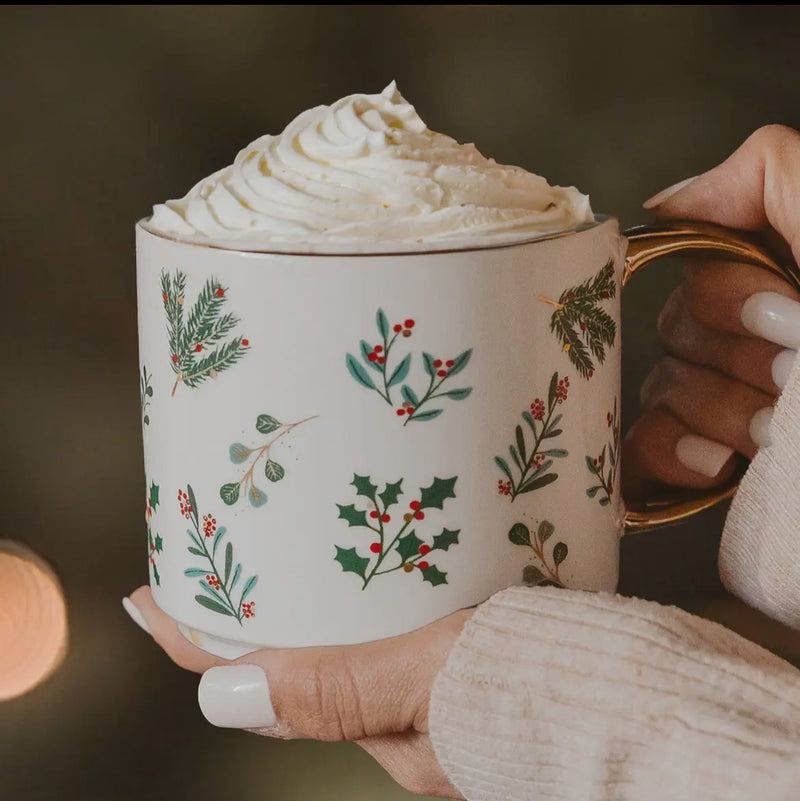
[
  {"left": 179, "top": 485, "right": 258, "bottom": 624},
  {"left": 145, "top": 480, "right": 163, "bottom": 586},
  {"left": 586, "top": 398, "right": 620, "bottom": 506},
  {"left": 539, "top": 259, "right": 617, "bottom": 379},
  {"left": 161, "top": 269, "right": 250, "bottom": 396},
  {"left": 508, "top": 520, "right": 568, "bottom": 587},
  {"left": 140, "top": 365, "right": 153, "bottom": 426},
  {"left": 346, "top": 308, "right": 472, "bottom": 424},
  {"left": 495, "top": 372, "right": 569, "bottom": 501},
  {"left": 335, "top": 474, "right": 459, "bottom": 590},
  {"left": 220, "top": 413, "right": 317, "bottom": 508}
]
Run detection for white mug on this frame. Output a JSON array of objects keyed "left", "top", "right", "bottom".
[{"left": 135, "top": 216, "right": 783, "bottom": 657}]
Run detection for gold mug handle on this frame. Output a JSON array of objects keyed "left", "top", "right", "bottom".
[{"left": 621, "top": 219, "right": 800, "bottom": 532}]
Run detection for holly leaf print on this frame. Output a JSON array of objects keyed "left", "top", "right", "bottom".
[
  {"left": 395, "top": 531, "right": 424, "bottom": 562},
  {"left": 334, "top": 546, "right": 370, "bottom": 579},
  {"left": 420, "top": 564, "right": 448, "bottom": 587},
  {"left": 149, "top": 483, "right": 160, "bottom": 510},
  {"left": 432, "top": 528, "right": 460, "bottom": 552},
  {"left": 419, "top": 476, "right": 457, "bottom": 510},
  {"left": 337, "top": 504, "right": 368, "bottom": 528},
  {"left": 351, "top": 474, "right": 378, "bottom": 501},
  {"left": 378, "top": 479, "right": 404, "bottom": 510}
]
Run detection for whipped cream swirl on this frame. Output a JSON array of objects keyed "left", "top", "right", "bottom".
[{"left": 146, "top": 82, "right": 594, "bottom": 252}]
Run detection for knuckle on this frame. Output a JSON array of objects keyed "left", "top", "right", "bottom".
[
  {"left": 298, "top": 652, "right": 365, "bottom": 741},
  {"left": 656, "top": 288, "right": 683, "bottom": 347},
  {"left": 745, "top": 124, "right": 800, "bottom": 157}
]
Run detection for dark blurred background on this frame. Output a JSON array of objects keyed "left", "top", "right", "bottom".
[{"left": 2, "top": 5, "right": 800, "bottom": 800}]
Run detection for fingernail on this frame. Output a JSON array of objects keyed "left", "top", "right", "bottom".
[
  {"left": 643, "top": 176, "right": 697, "bottom": 209},
  {"left": 749, "top": 406, "right": 774, "bottom": 448},
  {"left": 122, "top": 597, "right": 150, "bottom": 634},
  {"left": 675, "top": 434, "right": 734, "bottom": 477},
  {"left": 741, "top": 292, "right": 800, "bottom": 349},
  {"left": 198, "top": 665, "right": 276, "bottom": 729},
  {"left": 771, "top": 348, "right": 797, "bottom": 389}
]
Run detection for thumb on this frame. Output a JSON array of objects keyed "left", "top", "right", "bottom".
[
  {"left": 644, "top": 124, "right": 800, "bottom": 264},
  {"left": 197, "top": 609, "right": 470, "bottom": 740}
]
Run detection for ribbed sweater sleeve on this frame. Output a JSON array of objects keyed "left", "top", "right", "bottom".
[{"left": 429, "top": 586, "right": 800, "bottom": 801}]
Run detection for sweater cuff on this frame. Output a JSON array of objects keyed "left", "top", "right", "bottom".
[{"left": 429, "top": 586, "right": 800, "bottom": 801}]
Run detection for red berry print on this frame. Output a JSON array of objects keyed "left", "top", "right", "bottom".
[
  {"left": 396, "top": 408, "right": 406, "bottom": 416},
  {"left": 417, "top": 561, "right": 429, "bottom": 570},
  {"left": 446, "top": 359, "right": 454, "bottom": 367},
  {"left": 556, "top": 376, "right": 569, "bottom": 403},
  {"left": 195, "top": 344, "right": 202, "bottom": 352},
  {"left": 588, "top": 369, "right": 594, "bottom": 378},
  {"left": 377, "top": 356, "right": 386, "bottom": 364},
  {"left": 369, "top": 510, "right": 379, "bottom": 519},
  {"left": 567, "top": 292, "right": 575, "bottom": 301},
  {"left": 580, "top": 321, "right": 586, "bottom": 331},
  {"left": 216, "top": 287, "right": 224, "bottom": 297},
  {"left": 607, "top": 412, "right": 613, "bottom": 427},
  {"left": 533, "top": 454, "right": 546, "bottom": 469},
  {"left": 202, "top": 514, "right": 217, "bottom": 538},
  {"left": 206, "top": 574, "right": 221, "bottom": 590},
  {"left": 162, "top": 293, "right": 168, "bottom": 303},
  {"left": 368, "top": 352, "right": 378, "bottom": 362},
  {"left": 172, "top": 353, "right": 179, "bottom": 363},
  {"left": 177, "top": 489, "right": 193, "bottom": 518},
  {"left": 381, "top": 514, "right": 391, "bottom": 523},
  {"left": 406, "top": 407, "right": 415, "bottom": 414},
  {"left": 404, "top": 319, "right": 415, "bottom": 328},
  {"left": 370, "top": 542, "right": 382, "bottom": 554},
  {"left": 434, "top": 359, "right": 443, "bottom": 368},
  {"left": 419, "top": 544, "right": 431, "bottom": 555},
  {"left": 437, "top": 369, "right": 447, "bottom": 377},
  {"left": 393, "top": 323, "right": 403, "bottom": 333},
  {"left": 409, "top": 500, "right": 420, "bottom": 510},
  {"left": 374, "top": 345, "right": 383, "bottom": 353},
  {"left": 414, "top": 511, "right": 425, "bottom": 520},
  {"left": 497, "top": 479, "right": 512, "bottom": 496},
  {"left": 242, "top": 601, "right": 256, "bottom": 619},
  {"left": 242, "top": 338, "right": 249, "bottom": 347},
  {"left": 530, "top": 398, "right": 545, "bottom": 420}
]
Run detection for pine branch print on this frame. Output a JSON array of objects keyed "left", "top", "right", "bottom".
[
  {"left": 161, "top": 269, "right": 250, "bottom": 395},
  {"left": 539, "top": 259, "right": 617, "bottom": 379}
]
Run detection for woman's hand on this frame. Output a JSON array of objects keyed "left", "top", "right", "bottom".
[
  {"left": 126, "top": 587, "right": 470, "bottom": 799},
  {"left": 623, "top": 124, "right": 800, "bottom": 498}
]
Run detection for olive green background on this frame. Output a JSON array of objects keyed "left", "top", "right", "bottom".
[{"left": 2, "top": 5, "right": 800, "bottom": 800}]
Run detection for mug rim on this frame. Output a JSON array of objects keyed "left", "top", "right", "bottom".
[{"left": 136, "top": 214, "right": 614, "bottom": 258}]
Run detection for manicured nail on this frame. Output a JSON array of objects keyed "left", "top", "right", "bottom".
[
  {"left": 741, "top": 292, "right": 800, "bottom": 349},
  {"left": 643, "top": 176, "right": 697, "bottom": 209},
  {"left": 771, "top": 348, "right": 797, "bottom": 389},
  {"left": 198, "top": 665, "right": 276, "bottom": 729},
  {"left": 122, "top": 597, "right": 150, "bottom": 634},
  {"left": 675, "top": 434, "right": 734, "bottom": 477},
  {"left": 749, "top": 406, "right": 774, "bottom": 448}
]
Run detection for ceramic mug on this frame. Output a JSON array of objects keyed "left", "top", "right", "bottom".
[{"left": 135, "top": 216, "right": 788, "bottom": 657}]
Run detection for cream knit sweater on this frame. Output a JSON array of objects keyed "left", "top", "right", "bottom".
[{"left": 429, "top": 357, "right": 800, "bottom": 800}]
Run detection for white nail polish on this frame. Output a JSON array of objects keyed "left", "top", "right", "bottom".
[
  {"left": 741, "top": 292, "right": 800, "bottom": 350},
  {"left": 675, "top": 435, "right": 734, "bottom": 478},
  {"left": 122, "top": 597, "right": 150, "bottom": 634},
  {"left": 749, "top": 406, "right": 774, "bottom": 448},
  {"left": 198, "top": 665, "right": 276, "bottom": 729},
  {"left": 643, "top": 176, "right": 697, "bottom": 209},
  {"left": 772, "top": 348, "right": 797, "bottom": 389}
]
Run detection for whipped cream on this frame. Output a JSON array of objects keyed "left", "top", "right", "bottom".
[{"left": 146, "top": 82, "right": 594, "bottom": 253}]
